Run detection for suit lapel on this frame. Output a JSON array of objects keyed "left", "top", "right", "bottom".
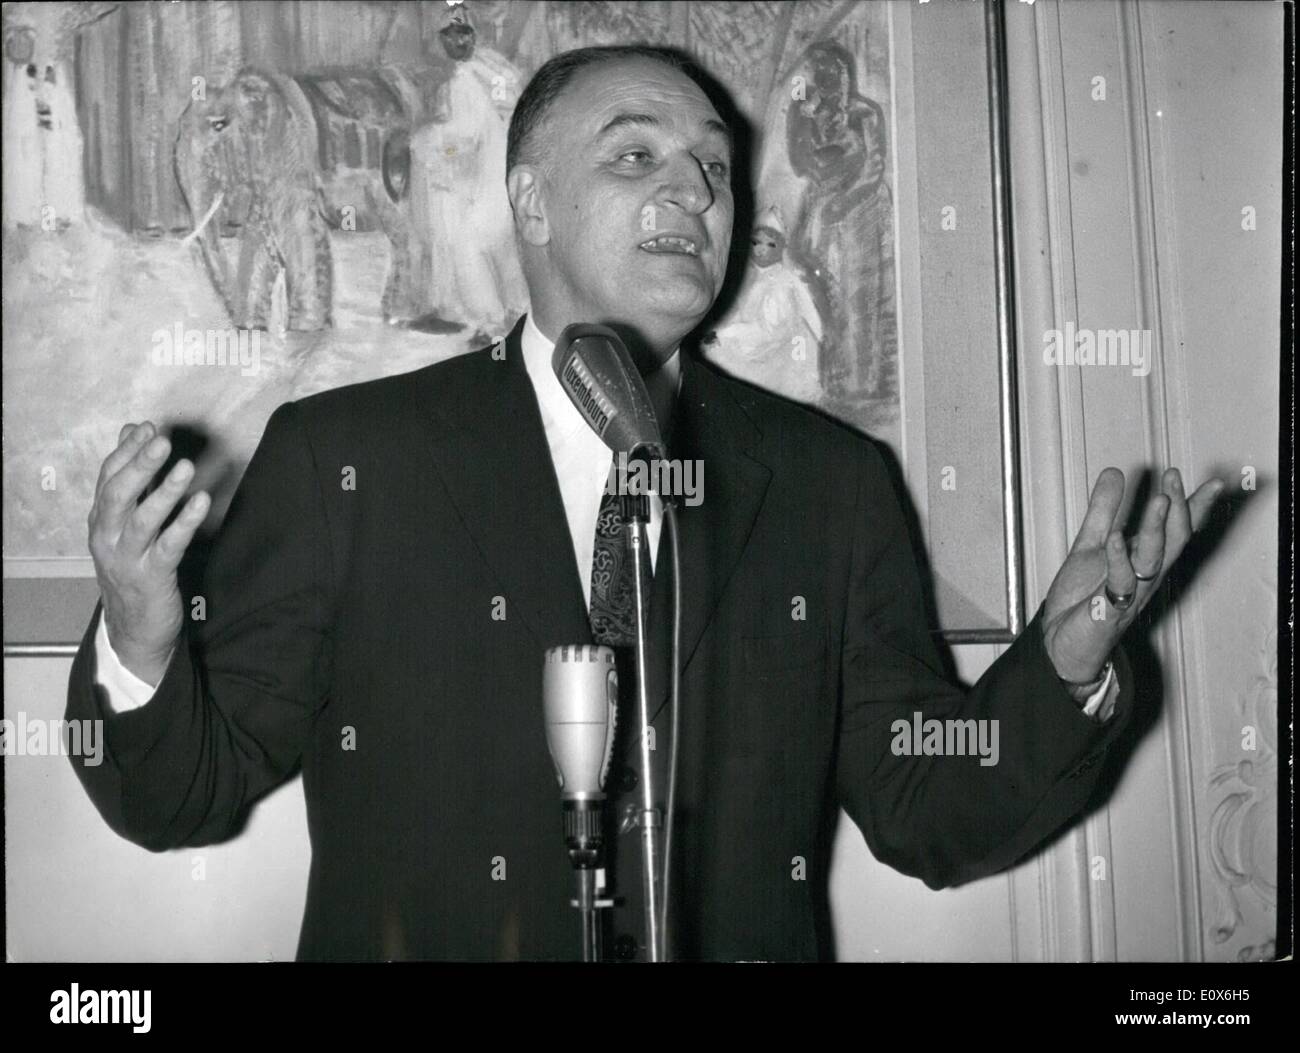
[
  {"left": 643, "top": 352, "right": 772, "bottom": 728},
  {"left": 419, "top": 326, "right": 771, "bottom": 728},
  {"left": 420, "top": 317, "right": 593, "bottom": 650}
]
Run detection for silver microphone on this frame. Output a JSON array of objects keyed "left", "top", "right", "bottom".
[
  {"left": 542, "top": 644, "right": 619, "bottom": 868},
  {"left": 552, "top": 323, "right": 667, "bottom": 461}
]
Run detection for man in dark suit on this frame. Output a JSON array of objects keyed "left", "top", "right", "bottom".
[{"left": 68, "top": 46, "right": 1222, "bottom": 961}]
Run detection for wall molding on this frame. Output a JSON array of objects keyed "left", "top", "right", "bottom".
[
  {"left": 1004, "top": 0, "right": 1093, "bottom": 962},
  {"left": 1121, "top": 0, "right": 1203, "bottom": 963}
]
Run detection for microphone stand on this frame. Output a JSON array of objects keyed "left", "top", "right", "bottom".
[
  {"left": 621, "top": 488, "right": 663, "bottom": 962},
  {"left": 576, "top": 868, "right": 600, "bottom": 962},
  {"left": 561, "top": 796, "right": 614, "bottom": 962},
  {"left": 568, "top": 848, "right": 613, "bottom": 963}
]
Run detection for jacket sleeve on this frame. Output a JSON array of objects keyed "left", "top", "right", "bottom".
[
  {"left": 835, "top": 443, "right": 1133, "bottom": 889},
  {"left": 65, "top": 401, "right": 334, "bottom": 851}
]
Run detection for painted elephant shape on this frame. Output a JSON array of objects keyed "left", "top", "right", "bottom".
[{"left": 174, "top": 66, "right": 446, "bottom": 331}]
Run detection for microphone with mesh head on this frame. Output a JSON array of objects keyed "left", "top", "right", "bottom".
[
  {"left": 552, "top": 323, "right": 666, "bottom": 461},
  {"left": 541, "top": 644, "right": 619, "bottom": 870},
  {"left": 543, "top": 643, "right": 620, "bottom": 961}
]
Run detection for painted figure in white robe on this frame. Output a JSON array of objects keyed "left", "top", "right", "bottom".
[
  {"left": 407, "top": 15, "right": 526, "bottom": 336},
  {"left": 703, "top": 206, "right": 824, "bottom": 404},
  {"left": 3, "top": 20, "right": 84, "bottom": 231}
]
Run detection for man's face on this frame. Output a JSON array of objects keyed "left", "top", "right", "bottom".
[{"left": 518, "top": 58, "right": 734, "bottom": 365}]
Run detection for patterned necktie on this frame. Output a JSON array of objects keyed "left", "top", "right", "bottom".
[{"left": 588, "top": 475, "right": 638, "bottom": 646}]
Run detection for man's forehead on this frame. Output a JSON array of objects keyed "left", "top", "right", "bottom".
[{"left": 562, "top": 59, "right": 728, "bottom": 140}]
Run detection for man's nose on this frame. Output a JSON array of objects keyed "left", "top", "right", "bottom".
[{"left": 656, "top": 155, "right": 713, "bottom": 215}]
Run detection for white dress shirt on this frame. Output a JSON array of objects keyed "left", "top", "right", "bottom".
[
  {"left": 518, "top": 312, "right": 678, "bottom": 608},
  {"left": 93, "top": 312, "right": 1114, "bottom": 720}
]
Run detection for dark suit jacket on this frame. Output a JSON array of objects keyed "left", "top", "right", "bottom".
[{"left": 67, "top": 316, "right": 1132, "bottom": 961}]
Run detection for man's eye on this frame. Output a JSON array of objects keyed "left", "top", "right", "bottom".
[
  {"left": 703, "top": 161, "right": 729, "bottom": 179},
  {"left": 619, "top": 150, "right": 652, "bottom": 165}
]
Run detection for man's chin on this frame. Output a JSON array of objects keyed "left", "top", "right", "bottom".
[
  {"left": 639, "top": 280, "right": 718, "bottom": 321},
  {"left": 601, "top": 307, "right": 712, "bottom": 369}
]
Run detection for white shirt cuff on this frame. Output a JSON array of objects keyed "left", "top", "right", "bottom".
[
  {"left": 1079, "top": 661, "right": 1119, "bottom": 722},
  {"left": 93, "top": 612, "right": 162, "bottom": 714}
]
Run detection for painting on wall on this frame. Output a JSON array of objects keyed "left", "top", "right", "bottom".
[
  {"left": 2, "top": 0, "right": 1019, "bottom": 645},
  {"left": 701, "top": 15, "right": 899, "bottom": 444}
]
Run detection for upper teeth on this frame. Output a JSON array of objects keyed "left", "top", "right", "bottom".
[{"left": 642, "top": 237, "right": 698, "bottom": 255}]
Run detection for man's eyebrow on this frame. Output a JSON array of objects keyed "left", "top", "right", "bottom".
[
  {"left": 701, "top": 117, "right": 731, "bottom": 142},
  {"left": 595, "top": 112, "right": 659, "bottom": 139},
  {"left": 594, "top": 112, "right": 732, "bottom": 146}
]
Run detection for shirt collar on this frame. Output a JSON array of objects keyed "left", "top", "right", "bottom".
[{"left": 519, "top": 313, "right": 682, "bottom": 441}]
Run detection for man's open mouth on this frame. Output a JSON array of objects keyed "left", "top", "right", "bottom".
[{"left": 640, "top": 236, "right": 700, "bottom": 256}]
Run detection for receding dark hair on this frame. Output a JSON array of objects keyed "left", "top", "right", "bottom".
[{"left": 506, "top": 45, "right": 718, "bottom": 180}]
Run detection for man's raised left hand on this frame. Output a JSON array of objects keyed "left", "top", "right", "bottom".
[{"left": 1042, "top": 466, "right": 1225, "bottom": 685}]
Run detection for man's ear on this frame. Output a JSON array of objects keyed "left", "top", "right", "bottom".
[{"left": 507, "top": 165, "right": 550, "bottom": 247}]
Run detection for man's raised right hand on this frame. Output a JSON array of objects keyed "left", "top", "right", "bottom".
[{"left": 88, "top": 422, "right": 210, "bottom": 687}]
